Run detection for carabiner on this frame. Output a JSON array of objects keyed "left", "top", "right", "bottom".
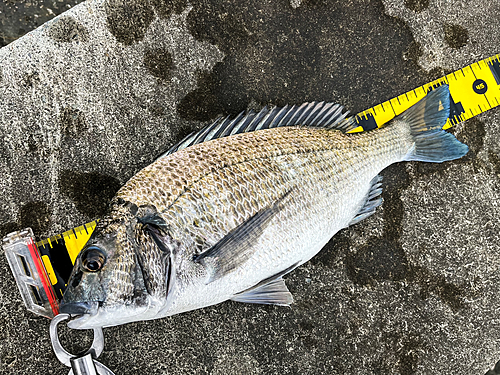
[{"left": 49, "top": 313, "right": 115, "bottom": 375}]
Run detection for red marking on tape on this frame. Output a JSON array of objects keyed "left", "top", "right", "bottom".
[{"left": 27, "top": 238, "right": 59, "bottom": 316}]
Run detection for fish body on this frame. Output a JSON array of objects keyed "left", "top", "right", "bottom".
[{"left": 61, "top": 86, "right": 468, "bottom": 329}]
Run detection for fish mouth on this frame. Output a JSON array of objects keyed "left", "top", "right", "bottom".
[{"left": 66, "top": 313, "right": 94, "bottom": 329}]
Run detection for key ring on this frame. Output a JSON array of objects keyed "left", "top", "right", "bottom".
[{"left": 50, "top": 313, "right": 116, "bottom": 375}]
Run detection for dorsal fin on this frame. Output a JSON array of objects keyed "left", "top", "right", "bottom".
[{"left": 161, "top": 102, "right": 354, "bottom": 158}]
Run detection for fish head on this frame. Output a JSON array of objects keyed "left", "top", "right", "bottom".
[{"left": 60, "top": 205, "right": 169, "bottom": 329}]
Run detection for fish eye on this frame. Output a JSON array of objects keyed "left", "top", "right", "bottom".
[{"left": 81, "top": 246, "right": 106, "bottom": 272}]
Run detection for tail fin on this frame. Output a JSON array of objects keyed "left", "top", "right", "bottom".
[{"left": 400, "top": 85, "right": 468, "bottom": 163}]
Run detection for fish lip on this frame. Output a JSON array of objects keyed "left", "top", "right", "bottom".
[
  {"left": 67, "top": 313, "right": 93, "bottom": 329},
  {"left": 59, "top": 301, "right": 99, "bottom": 316}
]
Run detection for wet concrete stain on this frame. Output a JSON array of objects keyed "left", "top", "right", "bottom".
[
  {"left": 413, "top": 264, "right": 466, "bottom": 311},
  {"left": 310, "top": 228, "right": 350, "bottom": 268},
  {"left": 485, "top": 360, "right": 500, "bottom": 375},
  {"left": 0, "top": 0, "right": 83, "bottom": 47},
  {"left": 444, "top": 23, "right": 469, "bottom": 49},
  {"left": 59, "top": 170, "right": 121, "bottom": 218},
  {"left": 143, "top": 48, "right": 174, "bottom": 82},
  {"left": 0, "top": 138, "right": 12, "bottom": 167},
  {"left": 46, "top": 15, "right": 89, "bottom": 42},
  {"left": 105, "top": 0, "right": 155, "bottom": 45},
  {"left": 180, "top": 0, "right": 425, "bottom": 121},
  {"left": 60, "top": 107, "right": 88, "bottom": 137},
  {"left": 22, "top": 71, "right": 40, "bottom": 88},
  {"left": 149, "top": 0, "right": 187, "bottom": 19},
  {"left": 344, "top": 161, "right": 468, "bottom": 311},
  {"left": 455, "top": 118, "right": 485, "bottom": 155},
  {"left": 345, "top": 164, "right": 411, "bottom": 285},
  {"left": 398, "top": 336, "right": 423, "bottom": 375},
  {"left": 19, "top": 201, "right": 51, "bottom": 236},
  {"left": 104, "top": 0, "right": 187, "bottom": 45},
  {"left": 488, "top": 150, "right": 500, "bottom": 178},
  {"left": 404, "top": 0, "right": 429, "bottom": 12},
  {"left": 298, "top": 320, "right": 318, "bottom": 349},
  {"left": 0, "top": 222, "right": 20, "bottom": 239},
  {"left": 345, "top": 237, "right": 409, "bottom": 285}
]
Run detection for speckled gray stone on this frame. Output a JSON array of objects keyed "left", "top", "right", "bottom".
[{"left": 0, "top": 0, "right": 499, "bottom": 374}]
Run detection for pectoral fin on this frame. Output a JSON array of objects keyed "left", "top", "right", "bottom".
[{"left": 193, "top": 190, "right": 292, "bottom": 282}]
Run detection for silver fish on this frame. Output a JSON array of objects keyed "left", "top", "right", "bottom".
[{"left": 60, "top": 85, "right": 468, "bottom": 329}]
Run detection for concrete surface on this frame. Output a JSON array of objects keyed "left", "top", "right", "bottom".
[{"left": 0, "top": 0, "right": 499, "bottom": 374}]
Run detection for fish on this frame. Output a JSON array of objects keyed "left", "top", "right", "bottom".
[{"left": 60, "top": 85, "right": 468, "bottom": 329}]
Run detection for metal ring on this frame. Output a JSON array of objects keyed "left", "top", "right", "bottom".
[{"left": 50, "top": 313, "right": 105, "bottom": 367}]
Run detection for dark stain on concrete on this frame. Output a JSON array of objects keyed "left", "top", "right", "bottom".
[
  {"left": 346, "top": 163, "right": 411, "bottom": 285},
  {"left": 60, "top": 107, "right": 88, "bottom": 137},
  {"left": 0, "top": 0, "right": 83, "bottom": 48},
  {"left": 180, "top": 0, "right": 425, "bottom": 121},
  {"left": 148, "top": 103, "right": 165, "bottom": 116},
  {"left": 19, "top": 201, "right": 51, "bottom": 236},
  {"left": 22, "top": 71, "right": 40, "bottom": 88},
  {"left": 149, "top": 0, "right": 187, "bottom": 19},
  {"left": 346, "top": 237, "right": 410, "bottom": 285},
  {"left": 46, "top": 15, "right": 89, "bottom": 42},
  {"left": 144, "top": 48, "right": 174, "bottom": 82},
  {"left": 177, "top": 67, "right": 226, "bottom": 121},
  {"left": 411, "top": 265, "right": 466, "bottom": 311},
  {"left": 0, "top": 222, "right": 20, "bottom": 239},
  {"left": 59, "top": 170, "right": 121, "bottom": 218},
  {"left": 105, "top": 0, "right": 154, "bottom": 45},
  {"left": 404, "top": 0, "right": 429, "bottom": 12},
  {"left": 488, "top": 150, "right": 500, "bottom": 178},
  {"left": 310, "top": 228, "right": 349, "bottom": 268},
  {"left": 0, "top": 138, "right": 12, "bottom": 166},
  {"left": 402, "top": 40, "right": 423, "bottom": 64},
  {"left": 343, "top": 157, "right": 468, "bottom": 311},
  {"left": 444, "top": 23, "right": 468, "bottom": 49},
  {"left": 27, "top": 134, "right": 38, "bottom": 152},
  {"left": 398, "top": 336, "right": 423, "bottom": 375}
]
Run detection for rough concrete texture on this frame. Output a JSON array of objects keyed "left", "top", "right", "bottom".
[{"left": 0, "top": 0, "right": 499, "bottom": 374}]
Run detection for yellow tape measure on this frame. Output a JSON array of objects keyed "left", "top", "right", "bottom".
[
  {"left": 35, "top": 221, "right": 97, "bottom": 298},
  {"left": 351, "top": 53, "right": 500, "bottom": 133}
]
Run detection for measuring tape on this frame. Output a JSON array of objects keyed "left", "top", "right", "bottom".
[
  {"left": 3, "top": 53, "right": 500, "bottom": 319},
  {"left": 3, "top": 222, "right": 96, "bottom": 318},
  {"left": 351, "top": 53, "right": 500, "bottom": 132}
]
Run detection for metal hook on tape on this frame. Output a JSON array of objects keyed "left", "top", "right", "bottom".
[{"left": 50, "top": 314, "right": 115, "bottom": 375}]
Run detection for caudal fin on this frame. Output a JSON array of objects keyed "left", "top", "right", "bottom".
[{"left": 401, "top": 85, "right": 468, "bottom": 163}]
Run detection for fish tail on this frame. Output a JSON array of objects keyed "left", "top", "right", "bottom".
[{"left": 400, "top": 85, "right": 468, "bottom": 163}]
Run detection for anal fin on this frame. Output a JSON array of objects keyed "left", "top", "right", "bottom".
[
  {"left": 231, "top": 277, "right": 293, "bottom": 306},
  {"left": 349, "top": 175, "right": 383, "bottom": 226},
  {"left": 231, "top": 261, "right": 299, "bottom": 306}
]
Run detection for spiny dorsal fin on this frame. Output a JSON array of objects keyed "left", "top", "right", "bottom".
[
  {"left": 349, "top": 175, "right": 384, "bottom": 226},
  {"left": 161, "top": 102, "right": 354, "bottom": 158}
]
